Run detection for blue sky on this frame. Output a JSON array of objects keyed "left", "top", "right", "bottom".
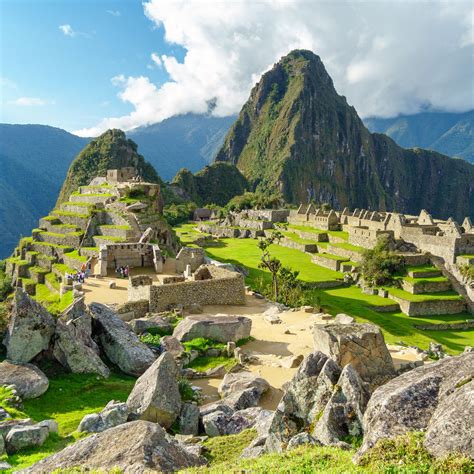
[
  {"left": 0, "top": 0, "right": 183, "bottom": 131},
  {"left": 1, "top": 1, "right": 472, "bottom": 136}
]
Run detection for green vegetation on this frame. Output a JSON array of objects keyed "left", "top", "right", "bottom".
[
  {"left": 178, "top": 378, "right": 198, "bottom": 402},
  {"left": 226, "top": 190, "right": 282, "bottom": 212},
  {"left": 64, "top": 250, "right": 87, "bottom": 263},
  {"left": 0, "top": 260, "right": 13, "bottom": 301},
  {"left": 182, "top": 337, "right": 226, "bottom": 353},
  {"left": 57, "top": 128, "right": 162, "bottom": 205},
  {"left": 185, "top": 355, "right": 236, "bottom": 373},
  {"left": 52, "top": 263, "right": 75, "bottom": 276},
  {"left": 139, "top": 333, "right": 162, "bottom": 346},
  {"left": 386, "top": 287, "right": 463, "bottom": 302},
  {"left": 287, "top": 223, "right": 349, "bottom": 241},
  {"left": 45, "top": 272, "right": 60, "bottom": 291},
  {"left": 5, "top": 372, "right": 136, "bottom": 472},
  {"left": 459, "top": 264, "right": 474, "bottom": 280},
  {"left": 164, "top": 202, "right": 197, "bottom": 226},
  {"left": 185, "top": 431, "right": 473, "bottom": 473},
  {"left": 53, "top": 210, "right": 90, "bottom": 219},
  {"left": 176, "top": 223, "right": 474, "bottom": 353},
  {"left": 99, "top": 224, "right": 131, "bottom": 230},
  {"left": 93, "top": 235, "right": 125, "bottom": 243},
  {"left": 29, "top": 266, "right": 50, "bottom": 275},
  {"left": 361, "top": 236, "right": 405, "bottom": 286},
  {"left": 32, "top": 284, "right": 73, "bottom": 315},
  {"left": 330, "top": 242, "right": 365, "bottom": 253}
]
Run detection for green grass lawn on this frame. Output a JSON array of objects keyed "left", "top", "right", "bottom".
[
  {"left": 287, "top": 224, "right": 349, "bottom": 241},
  {"left": 330, "top": 242, "right": 365, "bottom": 253},
  {"left": 174, "top": 223, "right": 473, "bottom": 353},
  {"left": 402, "top": 275, "right": 449, "bottom": 284},
  {"left": 203, "top": 236, "right": 343, "bottom": 283},
  {"left": 1, "top": 372, "right": 135, "bottom": 471},
  {"left": 282, "top": 231, "right": 317, "bottom": 245},
  {"left": 386, "top": 287, "right": 463, "bottom": 302}
]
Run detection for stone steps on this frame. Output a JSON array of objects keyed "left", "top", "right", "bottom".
[
  {"left": 34, "top": 230, "right": 83, "bottom": 248},
  {"left": 49, "top": 224, "right": 82, "bottom": 234},
  {"left": 29, "top": 241, "right": 74, "bottom": 258},
  {"left": 97, "top": 225, "right": 132, "bottom": 240},
  {"left": 52, "top": 211, "right": 90, "bottom": 228},
  {"left": 401, "top": 278, "right": 451, "bottom": 295},
  {"left": 70, "top": 193, "right": 113, "bottom": 204},
  {"left": 60, "top": 202, "right": 95, "bottom": 215},
  {"left": 79, "top": 185, "right": 114, "bottom": 195},
  {"left": 311, "top": 253, "right": 349, "bottom": 271},
  {"left": 27, "top": 266, "right": 49, "bottom": 284},
  {"left": 92, "top": 235, "right": 126, "bottom": 246},
  {"left": 407, "top": 268, "right": 442, "bottom": 278}
]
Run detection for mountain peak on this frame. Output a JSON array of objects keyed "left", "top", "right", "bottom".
[
  {"left": 57, "top": 128, "right": 161, "bottom": 205},
  {"left": 216, "top": 49, "right": 474, "bottom": 220}
]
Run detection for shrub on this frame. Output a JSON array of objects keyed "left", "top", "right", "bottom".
[
  {"left": 182, "top": 337, "right": 226, "bottom": 353},
  {"left": 164, "top": 202, "right": 197, "bottom": 226},
  {"left": 361, "top": 235, "right": 405, "bottom": 286},
  {"left": 178, "top": 378, "right": 199, "bottom": 402},
  {"left": 139, "top": 333, "right": 161, "bottom": 346}
]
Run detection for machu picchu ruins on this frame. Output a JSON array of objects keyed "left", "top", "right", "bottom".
[{"left": 1, "top": 17, "right": 473, "bottom": 472}]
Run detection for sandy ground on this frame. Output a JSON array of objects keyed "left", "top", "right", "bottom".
[
  {"left": 83, "top": 259, "right": 177, "bottom": 305},
  {"left": 82, "top": 273, "right": 424, "bottom": 410}
]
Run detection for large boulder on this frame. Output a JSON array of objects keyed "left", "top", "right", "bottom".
[
  {"left": 313, "top": 364, "right": 370, "bottom": 447},
  {"left": 78, "top": 401, "right": 129, "bottom": 433},
  {"left": 173, "top": 314, "right": 252, "bottom": 343},
  {"left": 89, "top": 303, "right": 155, "bottom": 376},
  {"left": 5, "top": 424, "right": 49, "bottom": 454},
  {"left": 178, "top": 403, "right": 200, "bottom": 436},
  {"left": 0, "top": 360, "right": 49, "bottom": 399},
  {"left": 53, "top": 302, "right": 110, "bottom": 377},
  {"left": 3, "top": 289, "right": 56, "bottom": 363},
  {"left": 313, "top": 323, "right": 395, "bottom": 385},
  {"left": 129, "top": 315, "right": 173, "bottom": 335},
  {"left": 264, "top": 352, "right": 341, "bottom": 453},
  {"left": 203, "top": 407, "right": 267, "bottom": 437},
  {"left": 218, "top": 372, "right": 270, "bottom": 398},
  {"left": 126, "top": 351, "right": 181, "bottom": 429},
  {"left": 355, "top": 353, "right": 474, "bottom": 461},
  {"left": 22, "top": 420, "right": 206, "bottom": 473}
]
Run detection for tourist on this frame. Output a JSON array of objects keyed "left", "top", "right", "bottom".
[{"left": 124, "top": 265, "right": 129, "bottom": 278}]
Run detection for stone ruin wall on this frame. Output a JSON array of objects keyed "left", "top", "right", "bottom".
[
  {"left": 175, "top": 247, "right": 205, "bottom": 273},
  {"left": 245, "top": 209, "right": 290, "bottom": 223},
  {"left": 127, "top": 265, "right": 246, "bottom": 313}
]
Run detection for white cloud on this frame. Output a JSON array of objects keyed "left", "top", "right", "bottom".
[
  {"left": 10, "top": 97, "right": 48, "bottom": 106},
  {"left": 76, "top": 0, "right": 474, "bottom": 136},
  {"left": 107, "top": 10, "right": 121, "bottom": 17},
  {"left": 150, "top": 52, "right": 162, "bottom": 68},
  {"left": 59, "top": 24, "right": 75, "bottom": 37}
]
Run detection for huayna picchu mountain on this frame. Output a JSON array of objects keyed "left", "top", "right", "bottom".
[
  {"left": 57, "top": 129, "right": 162, "bottom": 205},
  {"left": 216, "top": 50, "right": 474, "bottom": 220}
]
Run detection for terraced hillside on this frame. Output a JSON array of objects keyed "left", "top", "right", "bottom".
[{"left": 5, "top": 180, "right": 172, "bottom": 315}]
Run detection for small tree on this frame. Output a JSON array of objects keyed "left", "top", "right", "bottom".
[
  {"left": 258, "top": 229, "right": 284, "bottom": 299},
  {"left": 361, "top": 235, "right": 405, "bottom": 286}
]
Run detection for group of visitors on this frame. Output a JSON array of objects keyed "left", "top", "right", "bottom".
[
  {"left": 65, "top": 270, "right": 89, "bottom": 283},
  {"left": 115, "top": 265, "right": 130, "bottom": 278}
]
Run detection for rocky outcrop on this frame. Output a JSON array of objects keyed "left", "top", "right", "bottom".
[
  {"left": 203, "top": 406, "right": 268, "bottom": 437},
  {"left": 129, "top": 315, "right": 173, "bottom": 335},
  {"left": 313, "top": 323, "right": 395, "bottom": 385},
  {"left": 0, "top": 361, "right": 49, "bottom": 399},
  {"left": 178, "top": 403, "right": 200, "bottom": 436},
  {"left": 126, "top": 351, "right": 181, "bottom": 429},
  {"left": 218, "top": 372, "right": 270, "bottom": 399},
  {"left": 22, "top": 420, "right": 206, "bottom": 473},
  {"left": 78, "top": 401, "right": 129, "bottom": 433},
  {"left": 173, "top": 314, "right": 252, "bottom": 343},
  {"left": 265, "top": 351, "right": 341, "bottom": 453},
  {"left": 53, "top": 301, "right": 110, "bottom": 377},
  {"left": 3, "top": 289, "right": 56, "bottom": 363},
  {"left": 90, "top": 303, "right": 155, "bottom": 376},
  {"left": 5, "top": 424, "right": 49, "bottom": 454},
  {"left": 313, "top": 364, "right": 370, "bottom": 447},
  {"left": 355, "top": 353, "right": 474, "bottom": 461}
]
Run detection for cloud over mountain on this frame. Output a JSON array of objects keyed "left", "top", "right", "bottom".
[{"left": 75, "top": 0, "right": 474, "bottom": 137}]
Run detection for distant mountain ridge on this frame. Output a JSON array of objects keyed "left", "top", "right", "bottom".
[
  {"left": 216, "top": 49, "right": 474, "bottom": 220},
  {"left": 0, "top": 116, "right": 233, "bottom": 258},
  {"left": 364, "top": 110, "right": 474, "bottom": 163}
]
